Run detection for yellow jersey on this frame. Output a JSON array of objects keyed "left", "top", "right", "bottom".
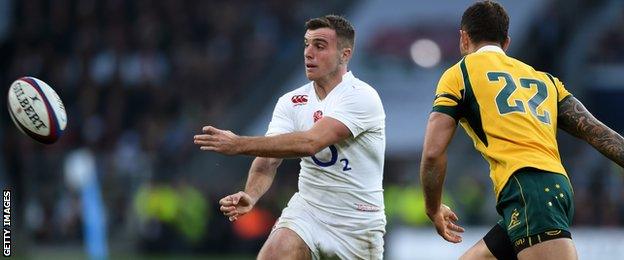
[{"left": 432, "top": 45, "right": 571, "bottom": 199}]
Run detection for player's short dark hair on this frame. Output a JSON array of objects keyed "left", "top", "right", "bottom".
[
  {"left": 461, "top": 0, "right": 509, "bottom": 46},
  {"left": 305, "top": 15, "right": 355, "bottom": 50}
]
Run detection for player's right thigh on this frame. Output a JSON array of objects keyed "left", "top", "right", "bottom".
[{"left": 258, "top": 227, "right": 311, "bottom": 260}]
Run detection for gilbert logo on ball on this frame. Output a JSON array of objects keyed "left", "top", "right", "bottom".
[{"left": 7, "top": 77, "right": 67, "bottom": 144}]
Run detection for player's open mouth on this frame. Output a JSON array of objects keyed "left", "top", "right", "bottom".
[{"left": 305, "top": 64, "right": 317, "bottom": 69}]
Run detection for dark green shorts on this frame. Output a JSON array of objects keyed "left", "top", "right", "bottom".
[{"left": 496, "top": 168, "right": 574, "bottom": 245}]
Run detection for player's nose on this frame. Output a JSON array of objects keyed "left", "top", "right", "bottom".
[{"left": 304, "top": 47, "right": 313, "bottom": 60}]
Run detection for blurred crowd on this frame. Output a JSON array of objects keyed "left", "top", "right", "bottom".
[
  {"left": 0, "top": 0, "right": 623, "bottom": 257},
  {"left": 590, "top": 7, "right": 624, "bottom": 63},
  {"left": 0, "top": 0, "right": 348, "bottom": 254}
]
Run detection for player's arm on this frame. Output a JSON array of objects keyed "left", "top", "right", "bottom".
[
  {"left": 557, "top": 96, "right": 624, "bottom": 167},
  {"left": 244, "top": 157, "right": 282, "bottom": 203},
  {"left": 194, "top": 117, "right": 351, "bottom": 158},
  {"left": 420, "top": 111, "right": 464, "bottom": 243},
  {"left": 219, "top": 157, "right": 282, "bottom": 221}
]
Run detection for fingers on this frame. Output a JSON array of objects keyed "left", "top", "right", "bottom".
[
  {"left": 193, "top": 134, "right": 217, "bottom": 150},
  {"left": 219, "top": 200, "right": 242, "bottom": 222},
  {"left": 200, "top": 146, "right": 216, "bottom": 151},
  {"left": 220, "top": 205, "right": 232, "bottom": 211},
  {"left": 232, "top": 192, "right": 242, "bottom": 205},
  {"left": 193, "top": 131, "right": 227, "bottom": 152},
  {"left": 447, "top": 221, "right": 465, "bottom": 233},
  {"left": 434, "top": 210, "right": 464, "bottom": 244},
  {"left": 219, "top": 194, "right": 240, "bottom": 206},
  {"left": 218, "top": 192, "right": 253, "bottom": 222},
  {"left": 219, "top": 196, "right": 232, "bottom": 206},
  {"left": 194, "top": 125, "right": 218, "bottom": 145},
  {"left": 193, "top": 134, "right": 215, "bottom": 144},
  {"left": 194, "top": 134, "right": 218, "bottom": 151},
  {"left": 437, "top": 224, "right": 463, "bottom": 243},
  {"left": 443, "top": 229, "right": 463, "bottom": 243},
  {"left": 441, "top": 204, "right": 459, "bottom": 222},
  {"left": 220, "top": 205, "right": 237, "bottom": 214},
  {"left": 219, "top": 193, "right": 245, "bottom": 208},
  {"left": 448, "top": 211, "right": 459, "bottom": 222},
  {"left": 194, "top": 140, "right": 215, "bottom": 146},
  {"left": 202, "top": 126, "right": 221, "bottom": 134}
]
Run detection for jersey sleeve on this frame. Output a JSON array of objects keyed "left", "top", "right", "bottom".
[
  {"left": 432, "top": 64, "right": 464, "bottom": 119},
  {"left": 325, "top": 87, "right": 385, "bottom": 138},
  {"left": 265, "top": 95, "right": 294, "bottom": 136},
  {"left": 545, "top": 73, "right": 572, "bottom": 102}
]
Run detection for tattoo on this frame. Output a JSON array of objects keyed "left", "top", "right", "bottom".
[{"left": 558, "top": 96, "right": 624, "bottom": 167}]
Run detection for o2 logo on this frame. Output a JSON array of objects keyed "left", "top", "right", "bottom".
[{"left": 311, "top": 145, "right": 351, "bottom": 171}]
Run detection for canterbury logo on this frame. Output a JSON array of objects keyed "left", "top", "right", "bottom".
[
  {"left": 508, "top": 209, "right": 521, "bottom": 230},
  {"left": 291, "top": 95, "right": 308, "bottom": 106}
]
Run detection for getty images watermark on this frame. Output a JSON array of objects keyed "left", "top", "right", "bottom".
[{"left": 3, "top": 189, "right": 10, "bottom": 257}]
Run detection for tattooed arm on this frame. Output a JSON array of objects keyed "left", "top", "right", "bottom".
[{"left": 558, "top": 96, "right": 624, "bottom": 167}]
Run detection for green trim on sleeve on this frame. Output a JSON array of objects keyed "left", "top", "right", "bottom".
[
  {"left": 432, "top": 105, "right": 460, "bottom": 121},
  {"left": 558, "top": 94, "right": 573, "bottom": 104},
  {"left": 434, "top": 93, "right": 461, "bottom": 103},
  {"left": 545, "top": 73, "right": 559, "bottom": 101}
]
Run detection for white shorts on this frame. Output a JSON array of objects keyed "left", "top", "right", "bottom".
[{"left": 272, "top": 193, "right": 385, "bottom": 259}]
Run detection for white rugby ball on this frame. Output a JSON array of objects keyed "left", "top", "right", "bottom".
[{"left": 7, "top": 77, "right": 67, "bottom": 144}]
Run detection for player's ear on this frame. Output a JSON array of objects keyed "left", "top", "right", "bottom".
[
  {"left": 502, "top": 36, "right": 511, "bottom": 52},
  {"left": 341, "top": 47, "right": 352, "bottom": 64},
  {"left": 459, "top": 30, "right": 470, "bottom": 54}
]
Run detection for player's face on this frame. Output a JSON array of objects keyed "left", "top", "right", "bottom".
[{"left": 304, "top": 28, "right": 343, "bottom": 81}]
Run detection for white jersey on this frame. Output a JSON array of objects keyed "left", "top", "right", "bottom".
[{"left": 266, "top": 71, "right": 386, "bottom": 225}]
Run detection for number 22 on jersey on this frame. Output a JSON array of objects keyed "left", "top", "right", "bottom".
[{"left": 487, "top": 72, "right": 551, "bottom": 124}]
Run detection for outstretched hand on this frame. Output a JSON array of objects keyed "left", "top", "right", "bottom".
[
  {"left": 194, "top": 126, "right": 240, "bottom": 155},
  {"left": 219, "top": 191, "right": 255, "bottom": 222},
  {"left": 429, "top": 204, "right": 465, "bottom": 243}
]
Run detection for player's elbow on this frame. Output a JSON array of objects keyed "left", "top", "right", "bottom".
[
  {"left": 421, "top": 147, "right": 446, "bottom": 163},
  {"left": 267, "top": 158, "right": 283, "bottom": 168},
  {"left": 299, "top": 132, "right": 328, "bottom": 156},
  {"left": 302, "top": 141, "right": 324, "bottom": 156}
]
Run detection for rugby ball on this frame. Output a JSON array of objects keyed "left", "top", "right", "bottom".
[{"left": 7, "top": 77, "right": 67, "bottom": 144}]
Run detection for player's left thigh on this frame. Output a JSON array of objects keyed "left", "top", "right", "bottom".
[
  {"left": 258, "top": 227, "right": 311, "bottom": 260},
  {"left": 517, "top": 238, "right": 577, "bottom": 260}
]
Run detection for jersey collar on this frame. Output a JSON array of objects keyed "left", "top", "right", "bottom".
[
  {"left": 342, "top": 71, "right": 355, "bottom": 81},
  {"left": 310, "top": 71, "right": 354, "bottom": 101},
  {"left": 476, "top": 45, "right": 505, "bottom": 54}
]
